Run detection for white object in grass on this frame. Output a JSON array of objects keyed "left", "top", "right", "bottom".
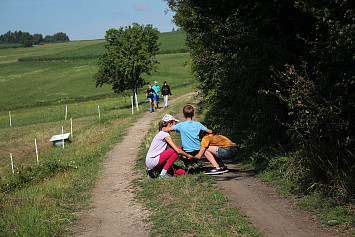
[
  {"left": 135, "top": 92, "right": 139, "bottom": 111},
  {"left": 98, "top": 105, "right": 101, "bottom": 120},
  {"left": 49, "top": 133, "right": 70, "bottom": 147},
  {"left": 131, "top": 96, "right": 134, "bottom": 114},
  {"left": 9, "top": 111, "right": 11, "bottom": 127},
  {"left": 62, "top": 126, "right": 64, "bottom": 148},
  {"left": 65, "top": 105, "right": 67, "bottom": 120},
  {"left": 10, "top": 153, "right": 14, "bottom": 174},
  {"left": 35, "top": 139, "right": 39, "bottom": 165}
]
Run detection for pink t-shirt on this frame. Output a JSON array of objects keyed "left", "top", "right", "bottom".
[{"left": 146, "top": 131, "right": 170, "bottom": 170}]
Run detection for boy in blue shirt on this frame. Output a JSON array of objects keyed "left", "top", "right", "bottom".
[
  {"left": 152, "top": 81, "right": 160, "bottom": 109},
  {"left": 163, "top": 104, "right": 213, "bottom": 172}
]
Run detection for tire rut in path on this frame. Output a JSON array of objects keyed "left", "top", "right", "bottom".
[
  {"left": 203, "top": 158, "right": 347, "bottom": 237},
  {"left": 73, "top": 93, "right": 194, "bottom": 236}
]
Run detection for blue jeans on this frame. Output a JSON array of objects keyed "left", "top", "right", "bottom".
[{"left": 216, "top": 146, "right": 236, "bottom": 159}]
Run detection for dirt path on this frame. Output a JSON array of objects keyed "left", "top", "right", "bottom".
[
  {"left": 73, "top": 94, "right": 346, "bottom": 237},
  {"left": 72, "top": 93, "right": 194, "bottom": 236},
  {"left": 175, "top": 101, "right": 345, "bottom": 237},
  {"left": 200, "top": 157, "right": 346, "bottom": 237}
]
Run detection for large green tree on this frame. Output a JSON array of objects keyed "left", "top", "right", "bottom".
[{"left": 95, "top": 23, "right": 160, "bottom": 102}]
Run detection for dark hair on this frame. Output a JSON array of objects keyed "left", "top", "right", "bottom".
[
  {"left": 183, "top": 104, "right": 195, "bottom": 118},
  {"left": 159, "top": 120, "right": 175, "bottom": 131},
  {"left": 164, "top": 81, "right": 167, "bottom": 84},
  {"left": 159, "top": 121, "right": 168, "bottom": 131},
  {"left": 199, "top": 122, "right": 209, "bottom": 139}
]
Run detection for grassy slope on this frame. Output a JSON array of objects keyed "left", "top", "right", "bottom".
[
  {"left": 0, "top": 40, "right": 104, "bottom": 64},
  {"left": 0, "top": 31, "right": 261, "bottom": 236},
  {"left": 0, "top": 31, "right": 188, "bottom": 110},
  {"left": 0, "top": 32, "right": 196, "bottom": 236}
]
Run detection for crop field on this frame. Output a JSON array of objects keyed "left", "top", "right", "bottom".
[
  {"left": 0, "top": 31, "right": 196, "bottom": 236},
  {"left": 0, "top": 40, "right": 103, "bottom": 64},
  {"left": 16, "top": 31, "right": 187, "bottom": 62}
]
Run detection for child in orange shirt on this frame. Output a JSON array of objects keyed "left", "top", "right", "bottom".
[{"left": 194, "top": 126, "right": 237, "bottom": 175}]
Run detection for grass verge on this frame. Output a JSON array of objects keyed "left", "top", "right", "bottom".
[
  {"left": 0, "top": 106, "right": 145, "bottom": 236},
  {"left": 133, "top": 95, "right": 261, "bottom": 236},
  {"left": 256, "top": 159, "right": 355, "bottom": 235}
]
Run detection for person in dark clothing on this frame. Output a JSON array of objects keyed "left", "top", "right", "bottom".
[
  {"left": 161, "top": 81, "right": 172, "bottom": 107},
  {"left": 146, "top": 84, "right": 155, "bottom": 112}
]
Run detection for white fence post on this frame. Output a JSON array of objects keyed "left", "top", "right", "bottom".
[
  {"left": 35, "top": 139, "right": 39, "bottom": 165},
  {"left": 98, "top": 105, "right": 101, "bottom": 120},
  {"left": 135, "top": 92, "right": 139, "bottom": 111},
  {"left": 62, "top": 126, "right": 64, "bottom": 149},
  {"left": 9, "top": 111, "right": 12, "bottom": 127},
  {"left": 131, "top": 96, "right": 134, "bottom": 114},
  {"left": 10, "top": 153, "right": 14, "bottom": 174}
]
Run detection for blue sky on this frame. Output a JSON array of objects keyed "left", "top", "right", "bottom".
[{"left": 0, "top": 0, "right": 177, "bottom": 40}]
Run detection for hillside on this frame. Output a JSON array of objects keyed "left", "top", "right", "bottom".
[{"left": 0, "top": 31, "right": 189, "bottom": 110}]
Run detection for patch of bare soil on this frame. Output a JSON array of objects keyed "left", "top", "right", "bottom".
[
  {"left": 72, "top": 93, "right": 194, "bottom": 236},
  {"left": 200, "top": 157, "right": 348, "bottom": 237}
]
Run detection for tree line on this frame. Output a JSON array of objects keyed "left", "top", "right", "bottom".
[
  {"left": 165, "top": 0, "right": 354, "bottom": 201},
  {"left": 0, "top": 31, "right": 70, "bottom": 47}
]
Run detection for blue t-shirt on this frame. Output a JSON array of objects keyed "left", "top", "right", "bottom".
[
  {"left": 173, "top": 120, "right": 207, "bottom": 152},
  {"left": 152, "top": 85, "right": 160, "bottom": 96}
]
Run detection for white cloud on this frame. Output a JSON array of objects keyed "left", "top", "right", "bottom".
[{"left": 134, "top": 3, "right": 149, "bottom": 11}]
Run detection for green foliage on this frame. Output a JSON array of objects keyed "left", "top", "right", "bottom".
[
  {"left": 95, "top": 23, "right": 160, "bottom": 101},
  {"left": 43, "top": 32, "right": 70, "bottom": 43},
  {"left": 298, "top": 193, "right": 354, "bottom": 231},
  {"left": 0, "top": 30, "right": 69, "bottom": 47},
  {"left": 166, "top": 0, "right": 354, "bottom": 200},
  {"left": 263, "top": 63, "right": 354, "bottom": 200}
]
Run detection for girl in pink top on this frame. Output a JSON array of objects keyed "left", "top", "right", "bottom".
[{"left": 146, "top": 114, "right": 193, "bottom": 180}]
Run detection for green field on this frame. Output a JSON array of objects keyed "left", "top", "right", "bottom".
[{"left": 0, "top": 31, "right": 196, "bottom": 236}]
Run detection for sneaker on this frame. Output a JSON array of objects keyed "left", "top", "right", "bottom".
[
  {"left": 204, "top": 168, "right": 223, "bottom": 175},
  {"left": 219, "top": 166, "right": 229, "bottom": 173},
  {"left": 186, "top": 162, "right": 200, "bottom": 174},
  {"left": 158, "top": 173, "right": 174, "bottom": 180},
  {"left": 147, "top": 169, "right": 159, "bottom": 180}
]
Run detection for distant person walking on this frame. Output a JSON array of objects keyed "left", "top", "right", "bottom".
[
  {"left": 161, "top": 81, "right": 172, "bottom": 108},
  {"left": 152, "top": 81, "right": 160, "bottom": 109},
  {"left": 146, "top": 84, "right": 155, "bottom": 112}
]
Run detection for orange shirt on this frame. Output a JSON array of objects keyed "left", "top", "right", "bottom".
[{"left": 200, "top": 134, "right": 237, "bottom": 148}]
